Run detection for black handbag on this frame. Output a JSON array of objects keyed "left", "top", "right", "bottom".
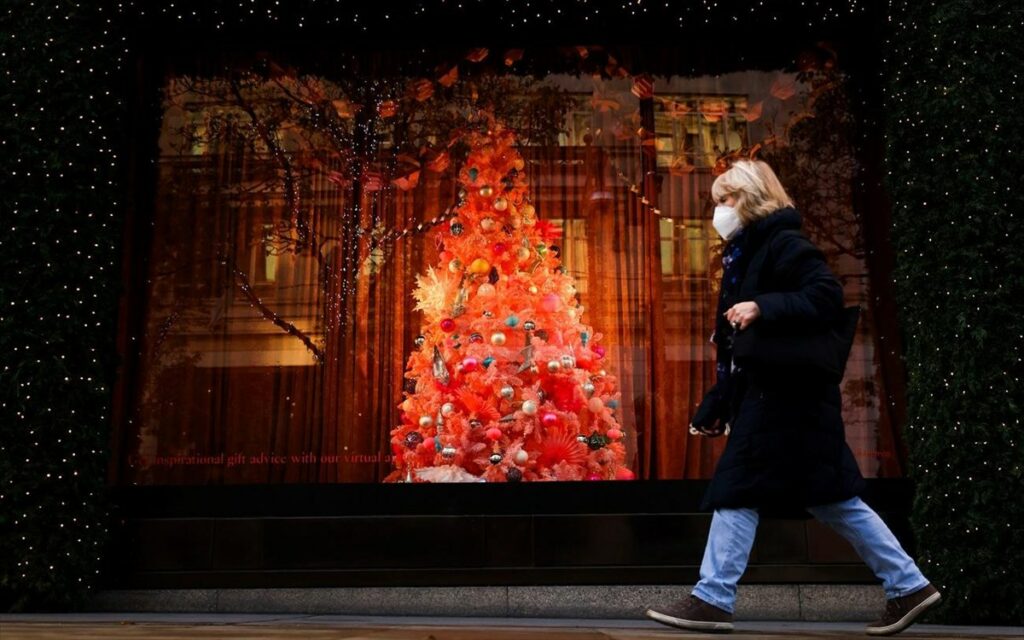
[{"left": 733, "top": 304, "right": 860, "bottom": 383}]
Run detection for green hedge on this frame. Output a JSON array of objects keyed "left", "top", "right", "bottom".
[
  {"left": 0, "top": 3, "right": 123, "bottom": 610},
  {"left": 884, "top": 0, "right": 1024, "bottom": 625}
]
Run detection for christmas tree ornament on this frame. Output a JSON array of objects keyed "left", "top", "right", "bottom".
[
  {"left": 486, "top": 427, "right": 503, "bottom": 440},
  {"left": 514, "top": 450, "right": 529, "bottom": 464},
  {"left": 477, "top": 283, "right": 495, "bottom": 297},
  {"left": 419, "top": 415, "right": 434, "bottom": 428},
  {"left": 441, "top": 402, "right": 456, "bottom": 416},
  {"left": 457, "top": 187, "right": 469, "bottom": 202},
  {"left": 470, "top": 332, "right": 483, "bottom": 343},
  {"left": 492, "top": 242, "right": 507, "bottom": 255},
  {"left": 587, "top": 432, "right": 609, "bottom": 450},
  {"left": 468, "top": 167, "right": 479, "bottom": 182},
  {"left": 493, "top": 196, "right": 508, "bottom": 211},
  {"left": 576, "top": 434, "right": 589, "bottom": 443},
  {"left": 607, "top": 428, "right": 623, "bottom": 440},
  {"left": 516, "top": 246, "right": 531, "bottom": 261},
  {"left": 482, "top": 356, "right": 495, "bottom": 367},
  {"left": 583, "top": 382, "right": 596, "bottom": 397},
  {"left": 547, "top": 360, "right": 561, "bottom": 373},
  {"left": 560, "top": 354, "right": 575, "bottom": 368},
  {"left": 607, "top": 399, "right": 620, "bottom": 409},
  {"left": 405, "top": 432, "right": 424, "bottom": 449},
  {"left": 469, "top": 419, "right": 483, "bottom": 429},
  {"left": 448, "top": 259, "right": 463, "bottom": 273},
  {"left": 432, "top": 346, "right": 451, "bottom": 385},
  {"left": 415, "top": 334, "right": 426, "bottom": 347},
  {"left": 441, "top": 446, "right": 458, "bottom": 459},
  {"left": 450, "top": 221, "right": 465, "bottom": 236},
  {"left": 500, "top": 385, "right": 515, "bottom": 399},
  {"left": 491, "top": 332, "right": 507, "bottom": 346},
  {"left": 440, "top": 318, "right": 456, "bottom": 332},
  {"left": 541, "top": 412, "right": 560, "bottom": 427},
  {"left": 461, "top": 356, "right": 480, "bottom": 373},
  {"left": 480, "top": 217, "right": 497, "bottom": 232},
  {"left": 522, "top": 400, "right": 538, "bottom": 415},
  {"left": 469, "top": 258, "right": 491, "bottom": 274},
  {"left": 489, "top": 453, "right": 503, "bottom": 464},
  {"left": 523, "top": 320, "right": 536, "bottom": 331},
  {"left": 505, "top": 315, "right": 520, "bottom": 327},
  {"left": 580, "top": 331, "right": 590, "bottom": 347},
  {"left": 528, "top": 285, "right": 538, "bottom": 294},
  {"left": 488, "top": 267, "right": 500, "bottom": 284},
  {"left": 506, "top": 468, "right": 523, "bottom": 482},
  {"left": 479, "top": 185, "right": 494, "bottom": 197},
  {"left": 587, "top": 397, "right": 604, "bottom": 413}
]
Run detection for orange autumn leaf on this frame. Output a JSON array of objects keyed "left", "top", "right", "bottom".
[
  {"left": 465, "top": 48, "right": 489, "bottom": 63},
  {"left": 503, "top": 49, "right": 524, "bottom": 66},
  {"left": 437, "top": 65, "right": 458, "bottom": 87}
]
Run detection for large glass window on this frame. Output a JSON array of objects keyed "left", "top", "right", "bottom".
[{"left": 113, "top": 46, "right": 904, "bottom": 484}]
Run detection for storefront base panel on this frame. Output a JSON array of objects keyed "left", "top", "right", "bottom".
[{"left": 84, "top": 584, "right": 886, "bottom": 620}]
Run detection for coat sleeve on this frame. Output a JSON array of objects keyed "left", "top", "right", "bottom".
[{"left": 752, "top": 233, "right": 843, "bottom": 326}]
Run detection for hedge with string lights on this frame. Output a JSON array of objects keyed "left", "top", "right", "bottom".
[
  {"left": 1, "top": 0, "right": 1021, "bottom": 621},
  {"left": 883, "top": 0, "right": 1023, "bottom": 625}
]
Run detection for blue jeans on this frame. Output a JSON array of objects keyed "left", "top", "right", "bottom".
[{"left": 691, "top": 496, "right": 930, "bottom": 613}]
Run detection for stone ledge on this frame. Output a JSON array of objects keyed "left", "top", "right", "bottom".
[{"left": 86, "top": 584, "right": 884, "bottom": 621}]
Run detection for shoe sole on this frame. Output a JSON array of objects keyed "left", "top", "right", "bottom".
[
  {"left": 645, "top": 608, "right": 734, "bottom": 633},
  {"left": 865, "top": 591, "right": 942, "bottom": 636}
]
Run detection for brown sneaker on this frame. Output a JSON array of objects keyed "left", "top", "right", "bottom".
[
  {"left": 645, "top": 594, "right": 734, "bottom": 633},
  {"left": 866, "top": 583, "right": 942, "bottom": 636}
]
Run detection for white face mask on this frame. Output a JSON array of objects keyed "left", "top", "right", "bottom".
[{"left": 713, "top": 205, "right": 743, "bottom": 241}]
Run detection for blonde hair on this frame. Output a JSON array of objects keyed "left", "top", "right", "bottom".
[{"left": 711, "top": 159, "right": 794, "bottom": 225}]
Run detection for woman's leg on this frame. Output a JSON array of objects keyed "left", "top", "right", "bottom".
[
  {"left": 806, "top": 496, "right": 930, "bottom": 598},
  {"left": 691, "top": 506, "right": 760, "bottom": 613}
]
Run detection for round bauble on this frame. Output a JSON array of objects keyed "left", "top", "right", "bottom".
[
  {"left": 505, "top": 315, "right": 519, "bottom": 327},
  {"left": 489, "top": 453, "right": 503, "bottom": 464},
  {"left": 419, "top": 415, "right": 434, "bottom": 428},
  {"left": 588, "top": 397, "right": 605, "bottom": 413},
  {"left": 547, "top": 360, "right": 561, "bottom": 373},
  {"left": 477, "top": 283, "right": 495, "bottom": 297},
  {"left": 480, "top": 217, "right": 496, "bottom": 232},
  {"left": 541, "top": 412, "right": 560, "bottom": 427},
  {"left": 440, "top": 318, "right": 456, "bottom": 332},
  {"left": 521, "top": 400, "right": 538, "bottom": 415},
  {"left": 607, "top": 428, "right": 623, "bottom": 440},
  {"left": 469, "top": 258, "right": 491, "bottom": 275},
  {"left": 491, "top": 332, "right": 507, "bottom": 346},
  {"left": 461, "top": 357, "right": 480, "bottom": 372},
  {"left": 414, "top": 334, "right": 426, "bottom": 347},
  {"left": 441, "top": 402, "right": 455, "bottom": 416},
  {"left": 404, "top": 432, "right": 424, "bottom": 449},
  {"left": 479, "top": 185, "right": 494, "bottom": 197},
  {"left": 582, "top": 382, "right": 595, "bottom": 397},
  {"left": 507, "top": 467, "right": 523, "bottom": 482},
  {"left": 500, "top": 385, "right": 515, "bottom": 399},
  {"left": 560, "top": 355, "right": 575, "bottom": 368},
  {"left": 449, "top": 221, "right": 464, "bottom": 236},
  {"left": 523, "top": 320, "right": 536, "bottom": 331},
  {"left": 514, "top": 449, "right": 529, "bottom": 464},
  {"left": 448, "top": 259, "right": 463, "bottom": 273},
  {"left": 486, "top": 427, "right": 503, "bottom": 441},
  {"left": 441, "top": 446, "right": 457, "bottom": 459},
  {"left": 493, "top": 197, "right": 508, "bottom": 211},
  {"left": 516, "top": 246, "right": 531, "bottom": 260}
]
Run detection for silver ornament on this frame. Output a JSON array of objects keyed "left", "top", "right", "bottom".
[
  {"left": 523, "top": 320, "right": 536, "bottom": 331},
  {"left": 489, "top": 453, "right": 503, "bottom": 464},
  {"left": 500, "top": 385, "right": 515, "bottom": 399},
  {"left": 547, "top": 360, "right": 561, "bottom": 373},
  {"left": 560, "top": 354, "right": 575, "bottom": 368},
  {"left": 441, "top": 446, "right": 457, "bottom": 459},
  {"left": 583, "top": 382, "right": 596, "bottom": 397},
  {"left": 419, "top": 415, "right": 434, "bottom": 428},
  {"left": 441, "top": 402, "right": 455, "bottom": 417}
]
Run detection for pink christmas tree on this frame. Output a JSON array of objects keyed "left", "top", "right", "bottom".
[{"left": 386, "top": 123, "right": 634, "bottom": 483}]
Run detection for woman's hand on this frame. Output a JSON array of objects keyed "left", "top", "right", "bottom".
[{"left": 725, "top": 301, "right": 761, "bottom": 331}]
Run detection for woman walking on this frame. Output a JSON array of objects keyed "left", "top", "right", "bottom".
[{"left": 644, "top": 160, "right": 940, "bottom": 636}]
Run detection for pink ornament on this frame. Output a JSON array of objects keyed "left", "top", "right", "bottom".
[
  {"left": 492, "top": 242, "right": 507, "bottom": 255},
  {"left": 541, "top": 412, "right": 560, "bottom": 427},
  {"left": 592, "top": 345, "right": 606, "bottom": 358},
  {"left": 486, "top": 427, "right": 503, "bottom": 440},
  {"left": 615, "top": 467, "right": 636, "bottom": 481},
  {"left": 587, "top": 473, "right": 603, "bottom": 481},
  {"left": 607, "top": 428, "right": 623, "bottom": 440},
  {"left": 588, "top": 397, "right": 605, "bottom": 413},
  {"left": 440, "top": 318, "right": 456, "bottom": 332},
  {"left": 461, "top": 357, "right": 480, "bottom": 372},
  {"left": 541, "top": 293, "right": 561, "bottom": 312}
]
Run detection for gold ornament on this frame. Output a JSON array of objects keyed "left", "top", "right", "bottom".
[
  {"left": 479, "top": 185, "right": 494, "bottom": 197},
  {"left": 469, "top": 258, "right": 491, "bottom": 275},
  {"left": 493, "top": 197, "right": 508, "bottom": 211}
]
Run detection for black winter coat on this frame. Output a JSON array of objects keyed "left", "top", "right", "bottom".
[{"left": 699, "top": 207, "right": 866, "bottom": 517}]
